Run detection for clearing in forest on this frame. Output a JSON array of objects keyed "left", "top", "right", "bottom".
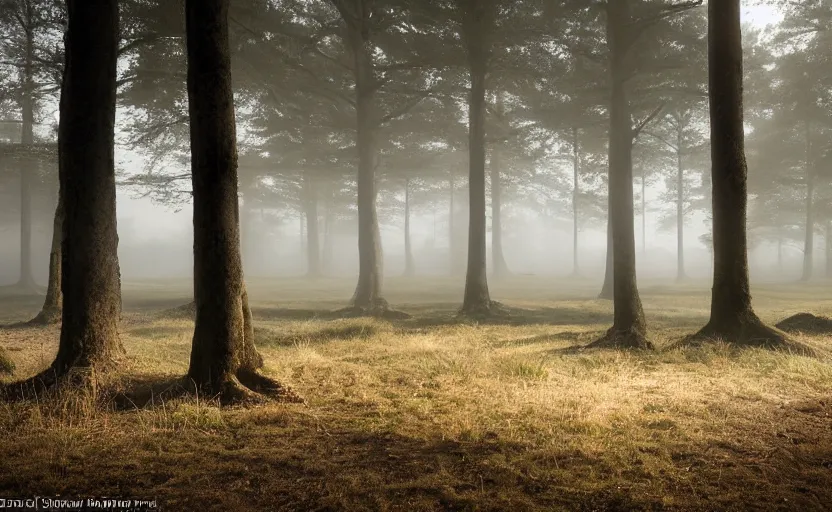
[{"left": 0, "top": 277, "right": 830, "bottom": 511}]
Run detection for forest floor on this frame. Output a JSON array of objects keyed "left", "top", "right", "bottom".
[{"left": 0, "top": 276, "right": 831, "bottom": 511}]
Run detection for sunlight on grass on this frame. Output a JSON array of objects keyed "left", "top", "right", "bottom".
[{"left": 1, "top": 279, "right": 831, "bottom": 509}]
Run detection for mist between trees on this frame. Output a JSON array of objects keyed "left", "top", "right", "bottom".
[
  {"left": 0, "top": 0, "right": 827, "bottom": 378},
  {"left": 0, "top": 1, "right": 827, "bottom": 292}
]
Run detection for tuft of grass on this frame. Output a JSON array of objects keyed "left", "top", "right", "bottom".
[
  {"left": 0, "top": 348, "right": 14, "bottom": 375},
  {"left": 135, "top": 398, "right": 227, "bottom": 433},
  {"left": 495, "top": 355, "right": 549, "bottom": 382}
]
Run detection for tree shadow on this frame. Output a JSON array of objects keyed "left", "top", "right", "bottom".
[
  {"left": 489, "top": 331, "right": 605, "bottom": 350},
  {"left": 0, "top": 406, "right": 673, "bottom": 511},
  {"left": 5, "top": 399, "right": 830, "bottom": 511},
  {"left": 125, "top": 297, "right": 194, "bottom": 314},
  {"left": 401, "top": 305, "right": 613, "bottom": 329},
  {"left": 253, "top": 323, "right": 380, "bottom": 348},
  {"left": 127, "top": 325, "right": 190, "bottom": 340},
  {"left": 109, "top": 374, "right": 191, "bottom": 411},
  {"left": 249, "top": 306, "right": 345, "bottom": 322}
]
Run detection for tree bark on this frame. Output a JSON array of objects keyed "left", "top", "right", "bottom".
[
  {"left": 676, "top": 122, "right": 686, "bottom": 281},
  {"left": 337, "top": 8, "right": 387, "bottom": 313},
  {"left": 589, "top": 0, "right": 650, "bottom": 349},
  {"left": 303, "top": 170, "right": 321, "bottom": 278},
  {"left": 403, "top": 178, "right": 415, "bottom": 277},
  {"left": 3, "top": 0, "right": 126, "bottom": 397},
  {"left": 641, "top": 171, "right": 647, "bottom": 254},
  {"left": 460, "top": 1, "right": 494, "bottom": 316},
  {"left": 490, "top": 146, "right": 509, "bottom": 279},
  {"left": 571, "top": 126, "right": 580, "bottom": 277},
  {"left": 448, "top": 170, "right": 457, "bottom": 275},
  {"left": 184, "top": 0, "right": 300, "bottom": 403},
  {"left": 599, "top": 219, "right": 613, "bottom": 299},
  {"left": 683, "top": 0, "right": 812, "bottom": 354},
  {"left": 800, "top": 121, "right": 814, "bottom": 281},
  {"left": 30, "top": 195, "right": 63, "bottom": 325}
]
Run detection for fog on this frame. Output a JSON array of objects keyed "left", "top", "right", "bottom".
[
  {"left": 0, "top": 1, "right": 816, "bottom": 291},
  {"left": 0, "top": 176, "right": 813, "bottom": 286}
]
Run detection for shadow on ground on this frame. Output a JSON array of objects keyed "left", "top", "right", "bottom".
[{"left": 1, "top": 397, "right": 829, "bottom": 511}]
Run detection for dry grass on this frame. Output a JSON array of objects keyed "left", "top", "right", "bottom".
[{"left": 1, "top": 277, "right": 831, "bottom": 511}]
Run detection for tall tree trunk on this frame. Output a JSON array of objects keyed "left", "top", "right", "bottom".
[
  {"left": 4, "top": 0, "right": 125, "bottom": 397},
  {"left": 599, "top": 220, "right": 613, "bottom": 299},
  {"left": 448, "top": 170, "right": 456, "bottom": 275},
  {"left": 676, "top": 126, "right": 686, "bottom": 281},
  {"left": 801, "top": 121, "right": 814, "bottom": 281},
  {"left": 490, "top": 146, "right": 509, "bottom": 279},
  {"left": 342, "top": 16, "right": 386, "bottom": 313},
  {"left": 686, "top": 0, "right": 811, "bottom": 354},
  {"left": 323, "top": 190, "right": 334, "bottom": 274},
  {"left": 403, "top": 178, "right": 415, "bottom": 277},
  {"left": 303, "top": 170, "right": 321, "bottom": 278},
  {"left": 590, "top": 0, "right": 650, "bottom": 349},
  {"left": 185, "top": 0, "right": 299, "bottom": 402},
  {"left": 571, "top": 126, "right": 580, "bottom": 277},
  {"left": 17, "top": 15, "right": 36, "bottom": 291},
  {"left": 461, "top": 2, "right": 494, "bottom": 316},
  {"left": 641, "top": 171, "right": 646, "bottom": 254},
  {"left": 30, "top": 195, "right": 63, "bottom": 325}
]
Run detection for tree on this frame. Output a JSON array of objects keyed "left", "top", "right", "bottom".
[
  {"left": 459, "top": 0, "right": 496, "bottom": 316},
  {"left": 590, "top": 0, "right": 649, "bottom": 348},
  {"left": 0, "top": 0, "right": 63, "bottom": 293},
  {"left": 0, "top": 142, "right": 62, "bottom": 325},
  {"left": 29, "top": 186, "right": 62, "bottom": 324},
  {"left": 183, "top": 0, "right": 301, "bottom": 402},
  {"left": 488, "top": 93, "right": 512, "bottom": 279},
  {"left": 313, "top": 0, "right": 437, "bottom": 315},
  {"left": 649, "top": 102, "right": 709, "bottom": 282},
  {"left": 681, "top": 0, "right": 813, "bottom": 354},
  {"left": 748, "top": 38, "right": 832, "bottom": 281},
  {"left": 4, "top": 0, "right": 123, "bottom": 397}
]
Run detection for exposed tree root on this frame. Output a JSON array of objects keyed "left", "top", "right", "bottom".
[
  {"left": 674, "top": 314, "right": 817, "bottom": 357},
  {"left": 775, "top": 313, "right": 832, "bottom": 335},
  {"left": 27, "top": 307, "right": 61, "bottom": 326},
  {"left": 181, "top": 371, "right": 305, "bottom": 406},
  {"left": 585, "top": 326, "right": 655, "bottom": 350},
  {"left": 113, "top": 371, "right": 305, "bottom": 409},
  {"left": 1, "top": 364, "right": 110, "bottom": 402},
  {"left": 336, "top": 298, "right": 411, "bottom": 320},
  {"left": 457, "top": 300, "right": 509, "bottom": 322},
  {"left": 237, "top": 370, "right": 305, "bottom": 402}
]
